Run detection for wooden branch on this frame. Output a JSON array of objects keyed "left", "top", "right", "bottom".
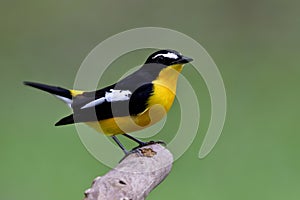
[{"left": 83, "top": 143, "right": 173, "bottom": 200}]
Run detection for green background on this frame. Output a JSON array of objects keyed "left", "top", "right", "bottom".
[{"left": 1, "top": 0, "right": 299, "bottom": 199}]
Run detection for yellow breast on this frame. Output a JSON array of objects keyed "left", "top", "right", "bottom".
[{"left": 148, "top": 64, "right": 183, "bottom": 111}]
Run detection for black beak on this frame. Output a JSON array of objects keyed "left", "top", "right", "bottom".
[{"left": 173, "top": 56, "right": 193, "bottom": 64}]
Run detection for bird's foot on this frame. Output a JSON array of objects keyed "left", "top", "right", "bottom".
[
  {"left": 119, "top": 140, "right": 166, "bottom": 162},
  {"left": 132, "top": 140, "right": 166, "bottom": 151}
]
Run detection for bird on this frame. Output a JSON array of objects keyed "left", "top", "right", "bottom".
[{"left": 24, "top": 49, "right": 193, "bottom": 153}]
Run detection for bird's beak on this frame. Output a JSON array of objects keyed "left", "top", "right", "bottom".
[
  {"left": 173, "top": 56, "right": 193, "bottom": 64},
  {"left": 182, "top": 56, "right": 193, "bottom": 63}
]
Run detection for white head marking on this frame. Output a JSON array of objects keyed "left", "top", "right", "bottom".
[{"left": 153, "top": 52, "right": 179, "bottom": 59}]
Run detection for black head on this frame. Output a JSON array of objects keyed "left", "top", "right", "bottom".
[{"left": 145, "top": 49, "right": 193, "bottom": 66}]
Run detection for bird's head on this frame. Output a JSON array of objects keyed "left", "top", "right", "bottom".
[
  {"left": 145, "top": 49, "right": 193, "bottom": 66},
  {"left": 141, "top": 50, "right": 193, "bottom": 92}
]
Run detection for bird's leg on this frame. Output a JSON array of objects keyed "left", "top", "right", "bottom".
[
  {"left": 122, "top": 133, "right": 147, "bottom": 146},
  {"left": 117, "top": 134, "right": 167, "bottom": 161},
  {"left": 112, "top": 136, "right": 129, "bottom": 154},
  {"left": 123, "top": 133, "right": 167, "bottom": 148},
  {"left": 112, "top": 135, "right": 143, "bottom": 162}
]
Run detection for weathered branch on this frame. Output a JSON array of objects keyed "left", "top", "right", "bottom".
[{"left": 84, "top": 143, "right": 173, "bottom": 200}]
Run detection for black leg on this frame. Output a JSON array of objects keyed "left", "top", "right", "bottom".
[
  {"left": 112, "top": 135, "right": 128, "bottom": 154},
  {"left": 122, "top": 134, "right": 147, "bottom": 146}
]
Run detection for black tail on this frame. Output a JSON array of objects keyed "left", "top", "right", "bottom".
[
  {"left": 55, "top": 114, "right": 74, "bottom": 126},
  {"left": 24, "top": 81, "right": 75, "bottom": 126},
  {"left": 24, "top": 81, "right": 72, "bottom": 99}
]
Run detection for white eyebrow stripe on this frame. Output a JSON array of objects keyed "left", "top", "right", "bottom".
[
  {"left": 81, "top": 89, "right": 132, "bottom": 109},
  {"left": 152, "top": 52, "right": 179, "bottom": 59}
]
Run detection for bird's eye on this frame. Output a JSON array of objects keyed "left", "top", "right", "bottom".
[{"left": 157, "top": 56, "right": 164, "bottom": 61}]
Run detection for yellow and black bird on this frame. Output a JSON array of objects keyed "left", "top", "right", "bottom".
[{"left": 24, "top": 49, "right": 193, "bottom": 153}]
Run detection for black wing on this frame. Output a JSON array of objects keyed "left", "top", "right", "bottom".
[{"left": 56, "top": 83, "right": 154, "bottom": 125}]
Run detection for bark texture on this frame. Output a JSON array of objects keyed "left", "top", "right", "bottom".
[{"left": 84, "top": 144, "right": 173, "bottom": 200}]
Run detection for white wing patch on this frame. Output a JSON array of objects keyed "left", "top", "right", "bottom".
[
  {"left": 81, "top": 89, "right": 132, "bottom": 109},
  {"left": 105, "top": 89, "right": 132, "bottom": 102},
  {"left": 55, "top": 95, "right": 73, "bottom": 108},
  {"left": 153, "top": 52, "right": 179, "bottom": 59},
  {"left": 80, "top": 97, "right": 106, "bottom": 109}
]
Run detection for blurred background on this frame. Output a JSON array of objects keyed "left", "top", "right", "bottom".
[{"left": 1, "top": 0, "right": 300, "bottom": 199}]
